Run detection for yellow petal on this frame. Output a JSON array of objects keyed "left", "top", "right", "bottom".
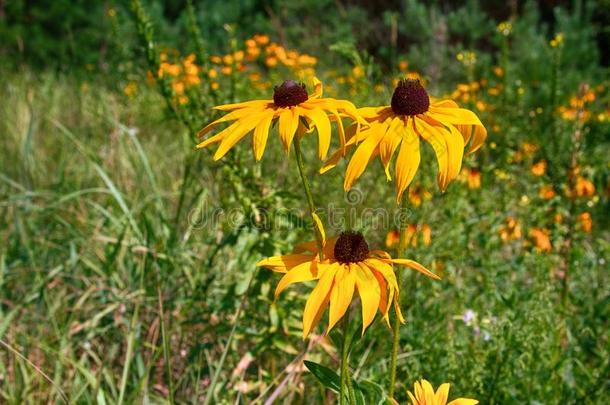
[
  {"left": 379, "top": 116, "right": 404, "bottom": 180},
  {"left": 390, "top": 258, "right": 440, "bottom": 280},
  {"left": 371, "top": 271, "right": 390, "bottom": 325},
  {"left": 275, "top": 261, "right": 320, "bottom": 297},
  {"left": 357, "top": 106, "right": 391, "bottom": 120},
  {"left": 278, "top": 108, "right": 299, "bottom": 153},
  {"left": 311, "top": 212, "right": 326, "bottom": 246},
  {"left": 435, "top": 383, "right": 450, "bottom": 405},
  {"left": 364, "top": 258, "right": 398, "bottom": 291},
  {"left": 214, "top": 99, "right": 272, "bottom": 111},
  {"left": 197, "top": 108, "right": 258, "bottom": 138},
  {"left": 196, "top": 119, "right": 241, "bottom": 149},
  {"left": 310, "top": 77, "right": 323, "bottom": 99},
  {"left": 213, "top": 113, "right": 266, "bottom": 160},
  {"left": 343, "top": 124, "right": 386, "bottom": 190},
  {"left": 395, "top": 118, "right": 421, "bottom": 202},
  {"left": 327, "top": 265, "right": 356, "bottom": 332},
  {"left": 302, "top": 264, "right": 337, "bottom": 339},
  {"left": 428, "top": 105, "right": 484, "bottom": 126},
  {"left": 422, "top": 115, "right": 464, "bottom": 187},
  {"left": 252, "top": 112, "right": 275, "bottom": 161},
  {"left": 301, "top": 107, "right": 331, "bottom": 159},
  {"left": 467, "top": 124, "right": 487, "bottom": 154},
  {"left": 447, "top": 399, "right": 479, "bottom": 405},
  {"left": 413, "top": 117, "right": 450, "bottom": 191},
  {"left": 354, "top": 263, "right": 381, "bottom": 334},
  {"left": 256, "top": 254, "right": 313, "bottom": 273},
  {"left": 422, "top": 380, "right": 435, "bottom": 404}
]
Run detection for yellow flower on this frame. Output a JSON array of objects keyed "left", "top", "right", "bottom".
[
  {"left": 257, "top": 231, "right": 439, "bottom": 338},
  {"left": 197, "top": 78, "right": 364, "bottom": 161},
  {"left": 407, "top": 379, "right": 478, "bottom": 405},
  {"left": 321, "top": 79, "right": 486, "bottom": 201}
]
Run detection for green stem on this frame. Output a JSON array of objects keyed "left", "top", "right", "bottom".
[
  {"left": 293, "top": 136, "right": 324, "bottom": 258},
  {"left": 389, "top": 195, "right": 409, "bottom": 399},
  {"left": 340, "top": 313, "right": 356, "bottom": 405}
]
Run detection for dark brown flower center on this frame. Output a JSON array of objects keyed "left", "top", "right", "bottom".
[
  {"left": 391, "top": 79, "right": 430, "bottom": 116},
  {"left": 334, "top": 231, "right": 369, "bottom": 264},
  {"left": 273, "top": 80, "right": 308, "bottom": 107}
]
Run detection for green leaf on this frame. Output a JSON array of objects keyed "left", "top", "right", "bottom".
[{"left": 304, "top": 360, "right": 341, "bottom": 393}]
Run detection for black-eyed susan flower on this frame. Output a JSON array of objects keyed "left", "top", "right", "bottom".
[
  {"left": 197, "top": 78, "right": 363, "bottom": 161},
  {"left": 407, "top": 379, "right": 478, "bottom": 405},
  {"left": 322, "top": 79, "right": 486, "bottom": 201},
  {"left": 257, "top": 231, "right": 439, "bottom": 339}
]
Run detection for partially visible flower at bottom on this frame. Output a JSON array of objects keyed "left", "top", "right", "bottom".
[
  {"left": 407, "top": 379, "right": 478, "bottom": 405},
  {"left": 257, "top": 231, "right": 439, "bottom": 339}
]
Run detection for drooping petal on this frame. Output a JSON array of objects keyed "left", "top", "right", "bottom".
[
  {"left": 371, "top": 271, "right": 390, "bottom": 325},
  {"left": 196, "top": 119, "right": 241, "bottom": 149},
  {"left": 327, "top": 265, "right": 356, "bottom": 332},
  {"left": 422, "top": 115, "right": 465, "bottom": 189},
  {"left": 252, "top": 111, "right": 275, "bottom": 161},
  {"left": 302, "top": 264, "right": 337, "bottom": 339},
  {"left": 395, "top": 118, "right": 421, "bottom": 202},
  {"left": 303, "top": 107, "right": 332, "bottom": 159},
  {"left": 274, "top": 261, "right": 320, "bottom": 297},
  {"left": 390, "top": 258, "right": 440, "bottom": 280},
  {"left": 278, "top": 108, "right": 299, "bottom": 152},
  {"left": 413, "top": 116, "right": 450, "bottom": 191},
  {"left": 378, "top": 116, "right": 404, "bottom": 180},
  {"left": 364, "top": 258, "right": 398, "bottom": 291},
  {"left": 467, "top": 124, "right": 487, "bottom": 154},
  {"left": 354, "top": 263, "right": 381, "bottom": 334}
]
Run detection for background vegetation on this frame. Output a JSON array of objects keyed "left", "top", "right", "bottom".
[{"left": 0, "top": 0, "right": 609, "bottom": 403}]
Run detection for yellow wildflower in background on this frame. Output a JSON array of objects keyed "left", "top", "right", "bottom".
[
  {"left": 407, "top": 379, "right": 478, "bottom": 405},
  {"left": 197, "top": 78, "right": 364, "bottom": 161},
  {"left": 257, "top": 231, "right": 439, "bottom": 338},
  {"left": 322, "top": 79, "right": 486, "bottom": 201}
]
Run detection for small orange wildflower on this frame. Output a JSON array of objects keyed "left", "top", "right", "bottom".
[
  {"left": 578, "top": 212, "right": 592, "bottom": 233},
  {"left": 530, "top": 228, "right": 552, "bottom": 252},
  {"left": 531, "top": 160, "right": 547, "bottom": 176}
]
